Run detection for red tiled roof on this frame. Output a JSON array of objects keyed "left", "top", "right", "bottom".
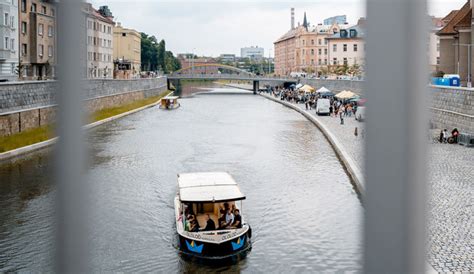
[
  {"left": 274, "top": 29, "right": 297, "bottom": 44},
  {"left": 437, "top": 1, "right": 470, "bottom": 35},
  {"left": 92, "top": 8, "right": 114, "bottom": 24},
  {"left": 442, "top": 10, "right": 459, "bottom": 23}
]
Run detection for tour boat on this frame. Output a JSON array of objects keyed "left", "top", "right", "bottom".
[
  {"left": 174, "top": 172, "right": 251, "bottom": 258},
  {"left": 159, "top": 96, "right": 180, "bottom": 109}
]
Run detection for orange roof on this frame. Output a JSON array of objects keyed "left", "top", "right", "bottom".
[
  {"left": 437, "top": 1, "right": 471, "bottom": 35},
  {"left": 442, "top": 10, "right": 459, "bottom": 23}
]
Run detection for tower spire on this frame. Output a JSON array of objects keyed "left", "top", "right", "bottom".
[{"left": 303, "top": 12, "right": 308, "bottom": 30}]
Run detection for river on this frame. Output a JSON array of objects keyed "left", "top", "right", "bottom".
[{"left": 0, "top": 84, "right": 362, "bottom": 272}]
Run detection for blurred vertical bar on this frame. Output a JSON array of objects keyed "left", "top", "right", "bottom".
[
  {"left": 364, "top": 0, "right": 428, "bottom": 273},
  {"left": 56, "top": 0, "right": 88, "bottom": 272}
]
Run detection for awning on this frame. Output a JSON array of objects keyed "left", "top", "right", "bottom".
[{"left": 178, "top": 172, "right": 246, "bottom": 202}]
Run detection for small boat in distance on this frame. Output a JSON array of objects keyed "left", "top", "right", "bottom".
[
  {"left": 174, "top": 172, "right": 251, "bottom": 258},
  {"left": 159, "top": 96, "right": 180, "bottom": 109}
]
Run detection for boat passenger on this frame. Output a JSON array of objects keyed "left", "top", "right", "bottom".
[
  {"left": 224, "top": 208, "right": 234, "bottom": 228},
  {"left": 231, "top": 209, "right": 242, "bottom": 229},
  {"left": 218, "top": 203, "right": 230, "bottom": 228},
  {"left": 190, "top": 219, "right": 200, "bottom": 232},
  {"left": 202, "top": 214, "right": 216, "bottom": 231}
]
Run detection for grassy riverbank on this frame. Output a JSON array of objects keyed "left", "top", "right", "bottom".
[{"left": 0, "top": 91, "right": 171, "bottom": 153}]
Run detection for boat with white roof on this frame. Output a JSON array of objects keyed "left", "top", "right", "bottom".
[{"left": 174, "top": 172, "right": 251, "bottom": 258}]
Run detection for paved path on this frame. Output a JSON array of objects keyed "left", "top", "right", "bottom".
[{"left": 264, "top": 94, "right": 473, "bottom": 273}]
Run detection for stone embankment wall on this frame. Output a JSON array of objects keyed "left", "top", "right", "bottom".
[
  {"left": 430, "top": 86, "right": 473, "bottom": 133},
  {"left": 0, "top": 78, "right": 167, "bottom": 136},
  {"left": 300, "top": 79, "right": 364, "bottom": 95}
]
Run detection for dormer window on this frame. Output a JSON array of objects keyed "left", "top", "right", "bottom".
[
  {"left": 340, "top": 29, "right": 348, "bottom": 38},
  {"left": 350, "top": 29, "right": 357, "bottom": 38}
]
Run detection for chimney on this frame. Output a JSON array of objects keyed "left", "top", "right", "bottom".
[{"left": 291, "top": 8, "right": 295, "bottom": 30}]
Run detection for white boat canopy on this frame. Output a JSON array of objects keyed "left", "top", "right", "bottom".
[{"left": 178, "top": 172, "right": 246, "bottom": 203}]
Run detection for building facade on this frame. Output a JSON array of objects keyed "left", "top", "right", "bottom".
[
  {"left": 0, "top": 0, "right": 18, "bottom": 81},
  {"left": 177, "top": 56, "right": 218, "bottom": 74},
  {"left": 85, "top": 4, "right": 114, "bottom": 79},
  {"left": 274, "top": 10, "right": 344, "bottom": 76},
  {"left": 219, "top": 54, "right": 236, "bottom": 63},
  {"left": 437, "top": 1, "right": 473, "bottom": 86},
  {"left": 113, "top": 23, "right": 141, "bottom": 79},
  {"left": 241, "top": 46, "right": 264, "bottom": 60},
  {"left": 326, "top": 20, "right": 365, "bottom": 68},
  {"left": 19, "top": 0, "right": 56, "bottom": 80}
]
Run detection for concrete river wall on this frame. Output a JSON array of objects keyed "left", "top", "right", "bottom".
[{"left": 0, "top": 77, "right": 167, "bottom": 136}]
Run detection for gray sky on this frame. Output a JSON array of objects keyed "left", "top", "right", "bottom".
[{"left": 90, "top": 0, "right": 467, "bottom": 57}]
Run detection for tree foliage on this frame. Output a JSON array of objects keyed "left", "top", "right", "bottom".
[{"left": 141, "top": 33, "right": 181, "bottom": 73}]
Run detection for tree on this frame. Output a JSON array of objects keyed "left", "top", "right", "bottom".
[{"left": 157, "top": 39, "right": 166, "bottom": 73}]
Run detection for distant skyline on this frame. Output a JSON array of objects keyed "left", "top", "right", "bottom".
[{"left": 91, "top": 0, "right": 467, "bottom": 57}]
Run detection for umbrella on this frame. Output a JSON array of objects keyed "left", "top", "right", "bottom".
[
  {"left": 316, "top": 86, "right": 331, "bottom": 93},
  {"left": 335, "top": 90, "right": 358, "bottom": 99},
  {"left": 299, "top": 84, "right": 315, "bottom": 93}
]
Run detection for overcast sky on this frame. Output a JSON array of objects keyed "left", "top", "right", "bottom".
[{"left": 90, "top": 0, "right": 467, "bottom": 57}]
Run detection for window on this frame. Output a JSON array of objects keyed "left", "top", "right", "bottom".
[
  {"left": 324, "top": 48, "right": 328, "bottom": 55},
  {"left": 48, "top": 45, "right": 53, "bottom": 57},
  {"left": 31, "top": 3, "right": 36, "bottom": 12},
  {"left": 38, "top": 24, "right": 44, "bottom": 36},
  {"left": 318, "top": 59, "right": 322, "bottom": 65},
  {"left": 324, "top": 59, "right": 327, "bottom": 65},
  {"left": 303, "top": 40, "right": 305, "bottom": 46},
  {"left": 38, "top": 44, "right": 44, "bottom": 57},
  {"left": 311, "top": 59, "right": 314, "bottom": 65},
  {"left": 354, "top": 44, "right": 358, "bottom": 52},
  {"left": 4, "top": 37, "right": 9, "bottom": 49},
  {"left": 311, "top": 49, "right": 314, "bottom": 55},
  {"left": 21, "top": 0, "right": 26, "bottom": 12},
  {"left": 22, "top": 43, "right": 27, "bottom": 56},
  {"left": 343, "top": 44, "right": 347, "bottom": 52},
  {"left": 48, "top": 26, "right": 53, "bottom": 37},
  {"left": 324, "top": 39, "right": 328, "bottom": 45},
  {"left": 10, "top": 39, "right": 14, "bottom": 52},
  {"left": 318, "top": 49, "right": 322, "bottom": 55},
  {"left": 318, "top": 39, "right": 322, "bottom": 45},
  {"left": 333, "top": 58, "right": 337, "bottom": 65},
  {"left": 302, "top": 49, "right": 305, "bottom": 55},
  {"left": 436, "top": 57, "right": 440, "bottom": 65},
  {"left": 21, "top": 21, "right": 27, "bottom": 34},
  {"left": 4, "top": 13, "right": 8, "bottom": 26},
  {"left": 42, "top": 6, "right": 46, "bottom": 14},
  {"left": 343, "top": 57, "right": 348, "bottom": 65},
  {"left": 311, "top": 39, "right": 314, "bottom": 45},
  {"left": 333, "top": 44, "right": 337, "bottom": 52}
]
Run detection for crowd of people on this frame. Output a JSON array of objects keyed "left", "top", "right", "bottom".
[
  {"left": 182, "top": 202, "right": 242, "bottom": 233},
  {"left": 271, "top": 86, "right": 360, "bottom": 124}
]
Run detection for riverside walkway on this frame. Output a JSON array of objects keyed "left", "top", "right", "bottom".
[{"left": 257, "top": 92, "right": 472, "bottom": 273}]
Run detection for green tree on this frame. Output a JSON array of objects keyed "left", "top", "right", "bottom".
[{"left": 157, "top": 39, "right": 166, "bottom": 73}]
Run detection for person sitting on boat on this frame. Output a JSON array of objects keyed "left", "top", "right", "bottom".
[
  {"left": 202, "top": 214, "right": 216, "bottom": 231},
  {"left": 231, "top": 209, "right": 242, "bottom": 229},
  {"left": 224, "top": 208, "right": 234, "bottom": 228},
  {"left": 190, "top": 219, "right": 200, "bottom": 232},
  {"left": 218, "top": 203, "right": 230, "bottom": 228}
]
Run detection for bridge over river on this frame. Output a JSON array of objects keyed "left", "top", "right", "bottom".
[{"left": 167, "top": 63, "right": 297, "bottom": 93}]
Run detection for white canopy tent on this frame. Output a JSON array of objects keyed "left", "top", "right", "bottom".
[{"left": 316, "top": 87, "right": 331, "bottom": 93}]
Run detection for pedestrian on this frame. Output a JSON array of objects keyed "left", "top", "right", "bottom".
[
  {"left": 442, "top": 129, "right": 448, "bottom": 143},
  {"left": 354, "top": 127, "right": 358, "bottom": 137},
  {"left": 339, "top": 110, "right": 344, "bottom": 125}
]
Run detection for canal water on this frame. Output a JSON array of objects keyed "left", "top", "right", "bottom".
[{"left": 0, "top": 85, "right": 363, "bottom": 272}]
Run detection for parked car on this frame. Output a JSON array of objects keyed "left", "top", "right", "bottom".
[{"left": 316, "top": 98, "right": 331, "bottom": 115}]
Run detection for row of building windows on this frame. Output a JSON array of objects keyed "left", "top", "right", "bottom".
[
  {"left": 19, "top": 43, "right": 53, "bottom": 58},
  {"left": 87, "top": 20, "right": 112, "bottom": 34},
  {"left": 332, "top": 43, "right": 359, "bottom": 52},
  {"left": 301, "top": 57, "right": 360, "bottom": 66},
  {"left": 21, "top": 22, "right": 55, "bottom": 37},
  {"left": 301, "top": 38, "right": 329, "bottom": 46},
  {"left": 87, "top": 36, "right": 112, "bottom": 48},
  {"left": 3, "top": 13, "right": 16, "bottom": 29},
  {"left": 87, "top": 52, "right": 112, "bottom": 62},
  {"left": 20, "top": 0, "right": 55, "bottom": 16}
]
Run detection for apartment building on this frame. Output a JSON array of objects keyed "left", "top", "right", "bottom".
[
  {"left": 0, "top": 0, "right": 18, "bottom": 81},
  {"left": 326, "top": 19, "right": 365, "bottom": 68},
  {"left": 113, "top": 23, "right": 140, "bottom": 79},
  {"left": 85, "top": 4, "right": 114, "bottom": 79},
  {"left": 19, "top": 0, "right": 56, "bottom": 80}
]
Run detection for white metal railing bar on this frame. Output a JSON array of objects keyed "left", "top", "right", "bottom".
[{"left": 364, "top": 0, "right": 428, "bottom": 273}]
